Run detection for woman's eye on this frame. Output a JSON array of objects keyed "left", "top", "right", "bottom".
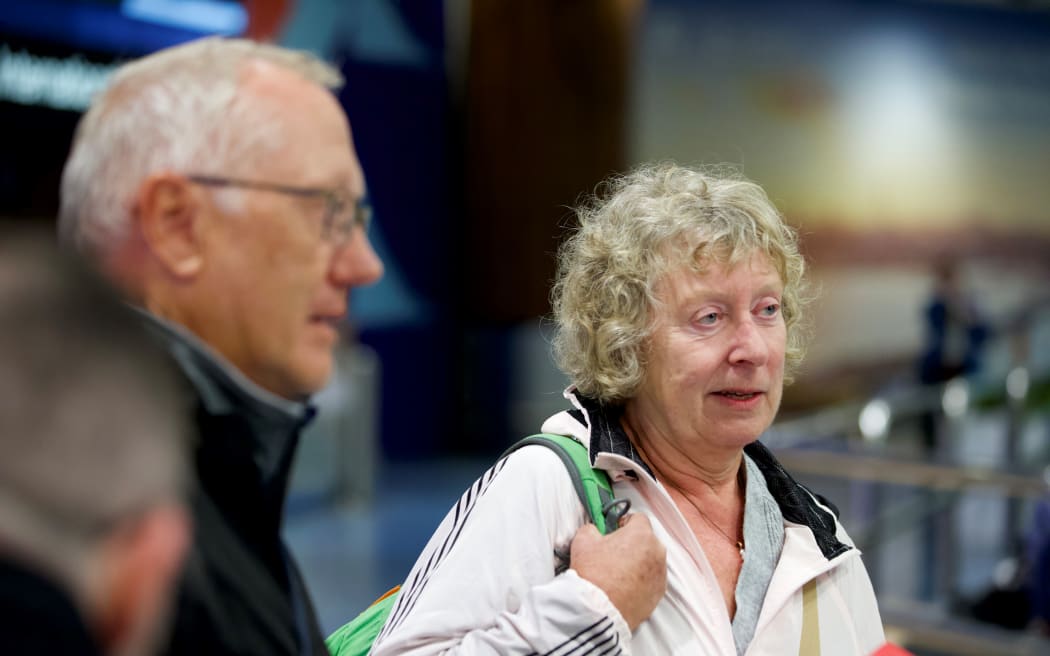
[
  {"left": 759, "top": 303, "right": 780, "bottom": 317},
  {"left": 697, "top": 312, "right": 719, "bottom": 325}
]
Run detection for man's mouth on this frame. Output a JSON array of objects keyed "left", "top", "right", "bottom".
[
  {"left": 310, "top": 309, "right": 346, "bottom": 325},
  {"left": 308, "top": 314, "right": 344, "bottom": 334}
]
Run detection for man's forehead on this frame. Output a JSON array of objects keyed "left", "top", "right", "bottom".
[{"left": 233, "top": 61, "right": 358, "bottom": 177}]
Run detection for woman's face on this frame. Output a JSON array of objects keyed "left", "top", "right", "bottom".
[{"left": 627, "top": 252, "right": 786, "bottom": 451}]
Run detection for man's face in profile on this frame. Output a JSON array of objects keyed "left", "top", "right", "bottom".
[{"left": 189, "top": 62, "right": 383, "bottom": 399}]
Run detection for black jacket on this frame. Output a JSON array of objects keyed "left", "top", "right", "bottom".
[
  {"left": 146, "top": 314, "right": 328, "bottom": 656},
  {"left": 0, "top": 559, "right": 102, "bottom": 655}
]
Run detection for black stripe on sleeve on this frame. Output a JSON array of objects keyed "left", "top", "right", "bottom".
[
  {"left": 543, "top": 616, "right": 622, "bottom": 656},
  {"left": 377, "top": 457, "right": 510, "bottom": 641}
]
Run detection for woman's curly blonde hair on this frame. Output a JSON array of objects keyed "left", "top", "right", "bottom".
[{"left": 551, "top": 162, "right": 812, "bottom": 403}]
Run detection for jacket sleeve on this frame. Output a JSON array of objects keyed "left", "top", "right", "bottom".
[
  {"left": 370, "top": 445, "right": 633, "bottom": 656},
  {"left": 827, "top": 518, "right": 886, "bottom": 654},
  {"left": 828, "top": 550, "right": 886, "bottom": 653}
]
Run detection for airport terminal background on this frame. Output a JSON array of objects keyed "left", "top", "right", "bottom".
[{"left": 1, "top": 1, "right": 1049, "bottom": 654}]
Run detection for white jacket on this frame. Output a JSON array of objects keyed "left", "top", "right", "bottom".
[{"left": 371, "top": 391, "right": 885, "bottom": 655}]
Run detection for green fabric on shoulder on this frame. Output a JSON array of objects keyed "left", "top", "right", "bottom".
[{"left": 325, "top": 433, "right": 616, "bottom": 656}]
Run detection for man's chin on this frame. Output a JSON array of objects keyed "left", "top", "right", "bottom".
[
  {"left": 290, "top": 357, "right": 335, "bottom": 399},
  {"left": 254, "top": 356, "right": 333, "bottom": 401}
]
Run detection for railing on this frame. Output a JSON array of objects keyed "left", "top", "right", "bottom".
[{"left": 765, "top": 304, "right": 1050, "bottom": 655}]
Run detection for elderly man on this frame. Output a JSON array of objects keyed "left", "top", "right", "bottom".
[
  {"left": 58, "top": 38, "right": 384, "bottom": 655},
  {"left": 0, "top": 230, "right": 190, "bottom": 655}
]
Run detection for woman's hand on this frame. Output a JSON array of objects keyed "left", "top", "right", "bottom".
[{"left": 569, "top": 513, "right": 667, "bottom": 631}]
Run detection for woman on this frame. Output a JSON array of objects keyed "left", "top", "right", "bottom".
[{"left": 371, "top": 163, "right": 885, "bottom": 655}]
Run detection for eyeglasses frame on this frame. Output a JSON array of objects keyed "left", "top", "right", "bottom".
[{"left": 185, "top": 174, "right": 372, "bottom": 244}]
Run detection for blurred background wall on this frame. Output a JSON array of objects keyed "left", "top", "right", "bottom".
[
  {"left": 2, "top": 1, "right": 1048, "bottom": 652},
  {"left": 632, "top": 0, "right": 1050, "bottom": 407},
  {"left": 3, "top": 0, "right": 1046, "bottom": 451}
]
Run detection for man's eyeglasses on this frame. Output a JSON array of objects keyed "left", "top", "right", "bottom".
[{"left": 186, "top": 175, "right": 372, "bottom": 244}]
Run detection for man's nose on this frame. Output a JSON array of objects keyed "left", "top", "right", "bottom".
[{"left": 329, "top": 230, "right": 384, "bottom": 288}]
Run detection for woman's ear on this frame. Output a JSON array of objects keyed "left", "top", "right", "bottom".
[{"left": 135, "top": 174, "right": 205, "bottom": 279}]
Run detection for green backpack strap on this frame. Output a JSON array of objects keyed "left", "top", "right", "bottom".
[
  {"left": 325, "top": 433, "right": 623, "bottom": 656},
  {"left": 325, "top": 586, "right": 400, "bottom": 656},
  {"left": 499, "top": 433, "right": 621, "bottom": 535}
]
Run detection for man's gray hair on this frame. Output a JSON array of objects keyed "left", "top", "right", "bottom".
[
  {"left": 58, "top": 37, "right": 344, "bottom": 258},
  {"left": 0, "top": 228, "right": 189, "bottom": 592}
]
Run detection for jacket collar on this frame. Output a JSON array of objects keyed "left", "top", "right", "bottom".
[
  {"left": 562, "top": 389, "right": 851, "bottom": 561},
  {"left": 135, "top": 308, "right": 316, "bottom": 487}
]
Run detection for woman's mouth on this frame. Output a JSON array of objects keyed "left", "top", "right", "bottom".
[{"left": 715, "top": 390, "right": 760, "bottom": 399}]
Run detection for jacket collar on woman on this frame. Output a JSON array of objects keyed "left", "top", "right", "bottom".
[{"left": 561, "top": 388, "right": 851, "bottom": 561}]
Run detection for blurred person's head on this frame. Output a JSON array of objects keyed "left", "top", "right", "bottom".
[
  {"left": 933, "top": 255, "right": 961, "bottom": 290},
  {"left": 0, "top": 228, "right": 191, "bottom": 655},
  {"left": 59, "top": 37, "right": 384, "bottom": 400},
  {"left": 552, "top": 161, "right": 810, "bottom": 411}
]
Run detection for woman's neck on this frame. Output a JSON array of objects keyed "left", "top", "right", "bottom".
[{"left": 621, "top": 404, "right": 744, "bottom": 502}]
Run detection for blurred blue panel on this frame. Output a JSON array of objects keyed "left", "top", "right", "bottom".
[
  {"left": 0, "top": 0, "right": 238, "bottom": 56},
  {"left": 122, "top": 0, "right": 246, "bottom": 35}
]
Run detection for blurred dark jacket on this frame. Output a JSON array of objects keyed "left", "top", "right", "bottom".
[
  {"left": 0, "top": 559, "right": 101, "bottom": 655},
  {"left": 919, "top": 296, "right": 989, "bottom": 384},
  {"left": 142, "top": 313, "right": 327, "bottom": 656}
]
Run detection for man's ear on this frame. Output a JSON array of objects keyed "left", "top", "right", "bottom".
[
  {"left": 95, "top": 504, "right": 191, "bottom": 654},
  {"left": 136, "top": 174, "right": 206, "bottom": 279}
]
